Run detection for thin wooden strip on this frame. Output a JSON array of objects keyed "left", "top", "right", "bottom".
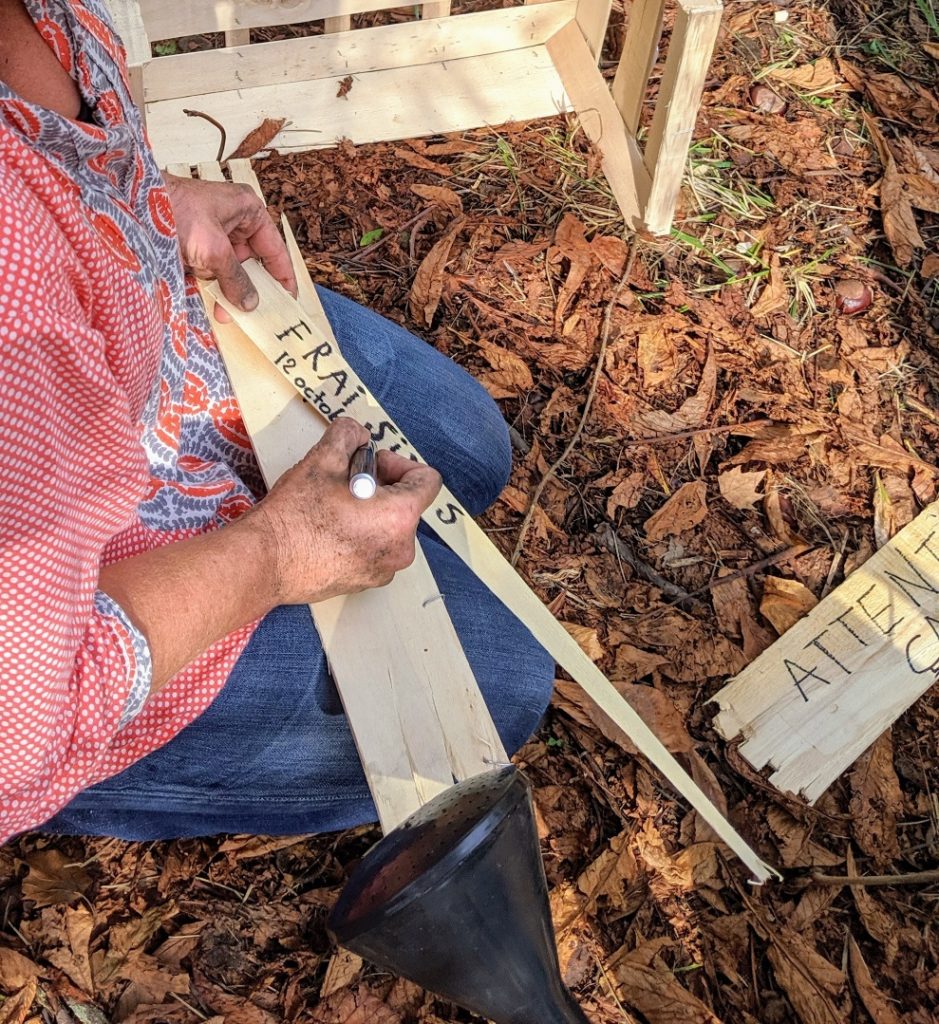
[
  {"left": 574, "top": 0, "right": 612, "bottom": 59},
  {"left": 146, "top": 46, "right": 573, "bottom": 167},
  {"left": 610, "top": 0, "right": 664, "bottom": 134},
  {"left": 141, "top": 0, "right": 432, "bottom": 41},
  {"left": 546, "top": 22, "right": 649, "bottom": 230},
  {"left": 421, "top": 1, "right": 452, "bottom": 17},
  {"left": 142, "top": 3, "right": 576, "bottom": 103},
  {"left": 642, "top": 0, "right": 723, "bottom": 234},
  {"left": 226, "top": 158, "right": 508, "bottom": 777},
  {"left": 208, "top": 263, "right": 777, "bottom": 883},
  {"left": 224, "top": 28, "right": 251, "bottom": 46}
]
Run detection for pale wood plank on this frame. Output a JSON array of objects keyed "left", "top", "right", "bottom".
[
  {"left": 227, "top": 158, "right": 507, "bottom": 781},
  {"left": 142, "top": 4, "right": 576, "bottom": 103},
  {"left": 421, "top": 1, "right": 452, "bottom": 18},
  {"left": 224, "top": 28, "right": 251, "bottom": 46},
  {"left": 610, "top": 0, "right": 664, "bottom": 134},
  {"left": 146, "top": 45, "right": 573, "bottom": 166},
  {"left": 104, "top": 0, "right": 149, "bottom": 114},
  {"left": 546, "top": 22, "right": 649, "bottom": 230},
  {"left": 195, "top": 161, "right": 505, "bottom": 826},
  {"left": 323, "top": 16, "right": 351, "bottom": 32},
  {"left": 574, "top": 0, "right": 611, "bottom": 59},
  {"left": 141, "top": 0, "right": 447, "bottom": 40},
  {"left": 713, "top": 501, "right": 939, "bottom": 804},
  {"left": 642, "top": 0, "right": 722, "bottom": 234},
  {"left": 208, "top": 262, "right": 777, "bottom": 883}
]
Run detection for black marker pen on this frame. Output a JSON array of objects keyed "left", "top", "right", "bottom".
[{"left": 349, "top": 441, "right": 378, "bottom": 499}]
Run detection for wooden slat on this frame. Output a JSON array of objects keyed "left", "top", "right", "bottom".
[
  {"left": 574, "top": 0, "right": 612, "bottom": 59},
  {"left": 421, "top": 1, "right": 452, "bottom": 17},
  {"left": 323, "top": 16, "right": 351, "bottom": 31},
  {"left": 546, "top": 22, "right": 649, "bottom": 230},
  {"left": 146, "top": 45, "right": 573, "bottom": 166},
  {"left": 193, "top": 160, "right": 504, "bottom": 829},
  {"left": 142, "top": 3, "right": 576, "bottom": 103},
  {"left": 224, "top": 29, "right": 251, "bottom": 46},
  {"left": 208, "top": 262, "right": 777, "bottom": 883},
  {"left": 225, "top": 158, "right": 508, "bottom": 784},
  {"left": 642, "top": 0, "right": 722, "bottom": 234},
  {"left": 610, "top": 0, "right": 664, "bottom": 134},
  {"left": 104, "top": 0, "right": 149, "bottom": 113},
  {"left": 714, "top": 501, "right": 939, "bottom": 804},
  {"left": 141, "top": 0, "right": 423, "bottom": 40}
]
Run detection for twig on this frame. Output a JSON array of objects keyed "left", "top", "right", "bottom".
[
  {"left": 628, "top": 543, "right": 813, "bottom": 620},
  {"left": 621, "top": 419, "right": 773, "bottom": 448},
  {"left": 511, "top": 238, "right": 640, "bottom": 565},
  {"left": 594, "top": 523, "right": 698, "bottom": 607},
  {"left": 339, "top": 208, "right": 436, "bottom": 261},
  {"left": 182, "top": 109, "right": 227, "bottom": 163},
  {"left": 812, "top": 867, "right": 939, "bottom": 887}
]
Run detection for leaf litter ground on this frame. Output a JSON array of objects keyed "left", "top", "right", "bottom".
[{"left": 4, "top": 1, "right": 939, "bottom": 1022}]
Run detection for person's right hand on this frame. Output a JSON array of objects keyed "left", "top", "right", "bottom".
[{"left": 247, "top": 417, "right": 442, "bottom": 605}]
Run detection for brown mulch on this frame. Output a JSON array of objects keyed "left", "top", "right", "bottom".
[{"left": 3, "top": 1, "right": 939, "bottom": 1023}]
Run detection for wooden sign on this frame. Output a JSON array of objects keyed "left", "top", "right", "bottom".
[
  {"left": 713, "top": 501, "right": 939, "bottom": 802},
  {"left": 205, "top": 215, "right": 777, "bottom": 883}
]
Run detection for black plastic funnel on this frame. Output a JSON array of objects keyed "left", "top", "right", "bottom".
[{"left": 329, "top": 766, "right": 589, "bottom": 1024}]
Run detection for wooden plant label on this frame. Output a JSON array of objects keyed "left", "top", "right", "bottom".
[
  {"left": 208, "top": 262, "right": 777, "bottom": 883},
  {"left": 713, "top": 501, "right": 939, "bottom": 802}
]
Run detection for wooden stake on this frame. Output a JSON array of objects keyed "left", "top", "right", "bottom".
[{"left": 207, "top": 260, "right": 777, "bottom": 883}]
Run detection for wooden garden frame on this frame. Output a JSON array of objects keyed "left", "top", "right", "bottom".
[{"left": 107, "top": 0, "right": 723, "bottom": 234}]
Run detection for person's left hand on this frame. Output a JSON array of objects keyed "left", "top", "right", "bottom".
[{"left": 161, "top": 172, "right": 297, "bottom": 320}]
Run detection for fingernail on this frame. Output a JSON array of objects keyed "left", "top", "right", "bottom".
[{"left": 241, "top": 291, "right": 259, "bottom": 311}]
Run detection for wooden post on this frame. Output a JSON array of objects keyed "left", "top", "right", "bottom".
[
  {"left": 641, "top": 0, "right": 722, "bottom": 234},
  {"left": 610, "top": 0, "right": 665, "bottom": 134},
  {"left": 573, "top": 0, "right": 611, "bottom": 59}
]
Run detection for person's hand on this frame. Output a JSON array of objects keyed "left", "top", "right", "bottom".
[
  {"left": 247, "top": 418, "right": 442, "bottom": 605},
  {"left": 161, "top": 173, "right": 297, "bottom": 320}
]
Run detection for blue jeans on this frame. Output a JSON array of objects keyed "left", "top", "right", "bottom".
[{"left": 42, "top": 288, "right": 555, "bottom": 840}]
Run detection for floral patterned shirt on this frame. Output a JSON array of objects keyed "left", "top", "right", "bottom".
[{"left": 0, "top": 0, "right": 263, "bottom": 841}]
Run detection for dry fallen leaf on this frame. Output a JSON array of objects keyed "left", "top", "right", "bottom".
[
  {"left": 319, "top": 949, "right": 364, "bottom": 1000},
  {"left": 22, "top": 850, "right": 91, "bottom": 908},
  {"left": 561, "top": 622, "right": 604, "bottom": 662},
  {"left": 644, "top": 480, "right": 708, "bottom": 541},
  {"left": 849, "top": 731, "right": 902, "bottom": 867},
  {"left": 0, "top": 948, "right": 41, "bottom": 993},
  {"left": 718, "top": 466, "right": 766, "bottom": 510},
  {"left": 765, "top": 927, "right": 846, "bottom": 1024},
  {"left": 760, "top": 576, "right": 818, "bottom": 634},
  {"left": 408, "top": 218, "right": 463, "bottom": 327},
  {"left": 0, "top": 976, "right": 37, "bottom": 1024},
  {"left": 475, "top": 338, "right": 534, "bottom": 398},
  {"left": 410, "top": 183, "right": 463, "bottom": 218},
  {"left": 633, "top": 347, "right": 717, "bottom": 435},
  {"left": 638, "top": 326, "right": 680, "bottom": 389},
  {"left": 847, "top": 934, "right": 901, "bottom": 1024},
  {"left": 613, "top": 958, "right": 722, "bottom": 1024},
  {"left": 769, "top": 58, "right": 841, "bottom": 93},
  {"left": 227, "top": 117, "right": 287, "bottom": 160},
  {"left": 750, "top": 254, "right": 788, "bottom": 318},
  {"left": 607, "top": 471, "right": 646, "bottom": 517},
  {"left": 336, "top": 74, "right": 353, "bottom": 99}
]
